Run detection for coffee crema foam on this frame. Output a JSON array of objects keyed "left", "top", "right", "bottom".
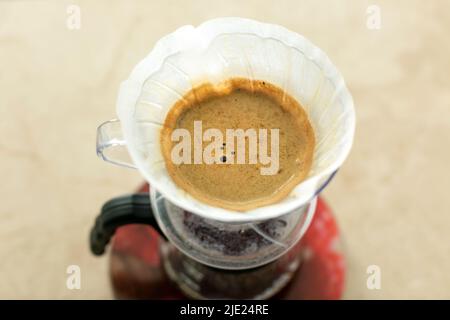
[{"left": 160, "top": 78, "right": 315, "bottom": 211}]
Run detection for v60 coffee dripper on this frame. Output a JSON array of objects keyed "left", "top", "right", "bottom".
[{"left": 90, "top": 17, "right": 355, "bottom": 299}]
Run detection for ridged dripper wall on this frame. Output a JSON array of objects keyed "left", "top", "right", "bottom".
[{"left": 116, "top": 17, "right": 355, "bottom": 223}]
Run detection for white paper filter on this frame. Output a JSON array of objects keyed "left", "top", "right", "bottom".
[{"left": 116, "top": 17, "right": 355, "bottom": 223}]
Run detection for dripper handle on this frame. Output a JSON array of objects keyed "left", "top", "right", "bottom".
[
  {"left": 96, "top": 119, "right": 137, "bottom": 169},
  {"left": 90, "top": 193, "right": 164, "bottom": 255}
]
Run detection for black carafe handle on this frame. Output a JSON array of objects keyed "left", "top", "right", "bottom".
[{"left": 90, "top": 193, "right": 164, "bottom": 255}]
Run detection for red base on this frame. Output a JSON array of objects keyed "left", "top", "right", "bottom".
[{"left": 109, "top": 184, "right": 345, "bottom": 299}]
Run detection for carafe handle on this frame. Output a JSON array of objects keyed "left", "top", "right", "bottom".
[{"left": 90, "top": 193, "right": 164, "bottom": 255}]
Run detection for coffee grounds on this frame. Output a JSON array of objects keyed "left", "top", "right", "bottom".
[{"left": 182, "top": 212, "right": 287, "bottom": 256}]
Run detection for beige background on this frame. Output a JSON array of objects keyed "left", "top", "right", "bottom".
[{"left": 1, "top": 0, "right": 449, "bottom": 299}]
